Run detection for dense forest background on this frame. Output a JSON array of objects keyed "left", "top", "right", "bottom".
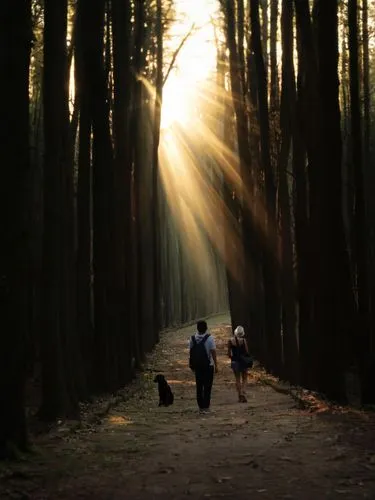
[{"left": 1, "top": 0, "right": 375, "bottom": 459}]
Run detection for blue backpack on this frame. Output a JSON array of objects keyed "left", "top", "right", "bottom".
[{"left": 189, "top": 334, "right": 210, "bottom": 371}]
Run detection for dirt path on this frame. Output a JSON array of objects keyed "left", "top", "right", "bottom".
[{"left": 2, "top": 315, "right": 375, "bottom": 499}]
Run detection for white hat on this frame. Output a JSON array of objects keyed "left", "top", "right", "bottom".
[{"left": 234, "top": 325, "right": 245, "bottom": 337}]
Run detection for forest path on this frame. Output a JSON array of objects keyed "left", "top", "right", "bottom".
[{"left": 3, "top": 315, "right": 375, "bottom": 499}]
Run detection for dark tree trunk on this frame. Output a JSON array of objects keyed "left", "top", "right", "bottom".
[
  {"left": 152, "top": 0, "right": 163, "bottom": 344},
  {"left": 293, "top": 0, "right": 319, "bottom": 389},
  {"left": 361, "top": 0, "right": 375, "bottom": 404},
  {"left": 222, "top": 0, "right": 253, "bottom": 335},
  {"left": 88, "top": 0, "right": 116, "bottom": 393},
  {"left": 246, "top": 20, "right": 264, "bottom": 360},
  {"left": 112, "top": 0, "right": 134, "bottom": 380},
  {"left": 0, "top": 0, "right": 32, "bottom": 457},
  {"left": 313, "top": 0, "right": 356, "bottom": 401},
  {"left": 75, "top": 0, "right": 93, "bottom": 393},
  {"left": 348, "top": 0, "right": 371, "bottom": 399},
  {"left": 250, "top": 0, "right": 281, "bottom": 376},
  {"left": 131, "top": 0, "right": 153, "bottom": 358},
  {"left": 39, "top": 0, "right": 79, "bottom": 420},
  {"left": 278, "top": 0, "right": 299, "bottom": 384},
  {"left": 292, "top": 28, "right": 311, "bottom": 388}
]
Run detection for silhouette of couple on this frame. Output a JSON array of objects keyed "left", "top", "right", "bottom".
[{"left": 188, "top": 320, "right": 251, "bottom": 413}]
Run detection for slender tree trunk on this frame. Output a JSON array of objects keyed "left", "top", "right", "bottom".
[
  {"left": 313, "top": 0, "right": 356, "bottom": 400},
  {"left": 348, "top": 0, "right": 371, "bottom": 395},
  {"left": 40, "top": 0, "right": 78, "bottom": 419},
  {"left": 75, "top": 0, "right": 93, "bottom": 393},
  {"left": 246, "top": 19, "right": 264, "bottom": 360},
  {"left": 251, "top": 0, "right": 281, "bottom": 376},
  {"left": 0, "top": 0, "right": 32, "bottom": 457},
  {"left": 61, "top": 21, "right": 82, "bottom": 406},
  {"left": 152, "top": 0, "right": 163, "bottom": 343},
  {"left": 293, "top": 26, "right": 311, "bottom": 388},
  {"left": 361, "top": 0, "right": 375, "bottom": 403},
  {"left": 294, "top": 0, "right": 320, "bottom": 389},
  {"left": 112, "top": 0, "right": 134, "bottom": 380},
  {"left": 278, "top": 0, "right": 298, "bottom": 384},
  {"left": 89, "top": 0, "right": 116, "bottom": 392},
  {"left": 216, "top": 50, "right": 246, "bottom": 334},
  {"left": 223, "top": 0, "right": 253, "bottom": 334}
]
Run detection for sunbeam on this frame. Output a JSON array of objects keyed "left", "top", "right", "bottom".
[
  {"left": 159, "top": 1, "right": 272, "bottom": 293},
  {"left": 161, "top": 0, "right": 217, "bottom": 129}
]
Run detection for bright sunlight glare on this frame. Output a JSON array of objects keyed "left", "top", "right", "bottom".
[
  {"left": 161, "top": 0, "right": 217, "bottom": 129},
  {"left": 159, "top": 0, "right": 271, "bottom": 294}
]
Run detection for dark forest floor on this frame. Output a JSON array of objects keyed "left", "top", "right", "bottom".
[{"left": 2, "top": 314, "right": 375, "bottom": 499}]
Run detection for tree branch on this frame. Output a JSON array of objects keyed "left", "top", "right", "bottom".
[{"left": 162, "top": 23, "right": 195, "bottom": 87}]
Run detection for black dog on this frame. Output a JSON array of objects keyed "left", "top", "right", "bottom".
[{"left": 154, "top": 374, "right": 174, "bottom": 407}]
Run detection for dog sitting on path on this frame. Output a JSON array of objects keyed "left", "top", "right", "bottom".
[{"left": 154, "top": 374, "right": 174, "bottom": 407}]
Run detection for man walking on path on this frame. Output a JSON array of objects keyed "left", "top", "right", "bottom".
[{"left": 189, "top": 320, "right": 218, "bottom": 412}]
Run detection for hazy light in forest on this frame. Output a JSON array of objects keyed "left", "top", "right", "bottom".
[
  {"left": 159, "top": 0, "right": 273, "bottom": 293},
  {"left": 160, "top": 0, "right": 245, "bottom": 286},
  {"left": 161, "top": 0, "right": 217, "bottom": 129}
]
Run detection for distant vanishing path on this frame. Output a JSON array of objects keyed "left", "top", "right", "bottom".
[{"left": 2, "top": 314, "right": 375, "bottom": 499}]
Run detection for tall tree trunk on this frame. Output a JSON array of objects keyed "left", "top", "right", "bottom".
[
  {"left": 40, "top": 0, "right": 78, "bottom": 419},
  {"left": 246, "top": 16, "right": 264, "bottom": 360},
  {"left": 294, "top": 0, "right": 323, "bottom": 389},
  {"left": 293, "top": 21, "right": 311, "bottom": 388},
  {"left": 0, "top": 0, "right": 32, "bottom": 457},
  {"left": 89, "top": 0, "right": 116, "bottom": 392},
  {"left": 278, "top": 0, "right": 298, "bottom": 384},
  {"left": 250, "top": 0, "right": 281, "bottom": 376},
  {"left": 361, "top": 0, "right": 375, "bottom": 403},
  {"left": 131, "top": 0, "right": 150, "bottom": 357},
  {"left": 223, "top": 0, "right": 253, "bottom": 335},
  {"left": 152, "top": 0, "right": 163, "bottom": 344},
  {"left": 112, "top": 0, "right": 134, "bottom": 380},
  {"left": 217, "top": 50, "right": 246, "bottom": 334},
  {"left": 75, "top": 0, "right": 93, "bottom": 393},
  {"left": 348, "top": 0, "right": 371, "bottom": 396},
  {"left": 313, "top": 0, "right": 356, "bottom": 400}
]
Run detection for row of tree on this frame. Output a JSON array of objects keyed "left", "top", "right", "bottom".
[
  {"left": 218, "top": 0, "right": 375, "bottom": 403},
  {"left": 3, "top": 0, "right": 374, "bottom": 460},
  {"left": 0, "top": 0, "right": 227, "bottom": 459}
]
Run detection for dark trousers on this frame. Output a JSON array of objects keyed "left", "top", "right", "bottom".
[{"left": 195, "top": 366, "right": 214, "bottom": 409}]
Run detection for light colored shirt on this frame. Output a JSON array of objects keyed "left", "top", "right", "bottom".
[{"left": 189, "top": 332, "right": 216, "bottom": 366}]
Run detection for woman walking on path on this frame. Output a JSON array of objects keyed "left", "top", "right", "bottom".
[{"left": 227, "top": 325, "right": 250, "bottom": 402}]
